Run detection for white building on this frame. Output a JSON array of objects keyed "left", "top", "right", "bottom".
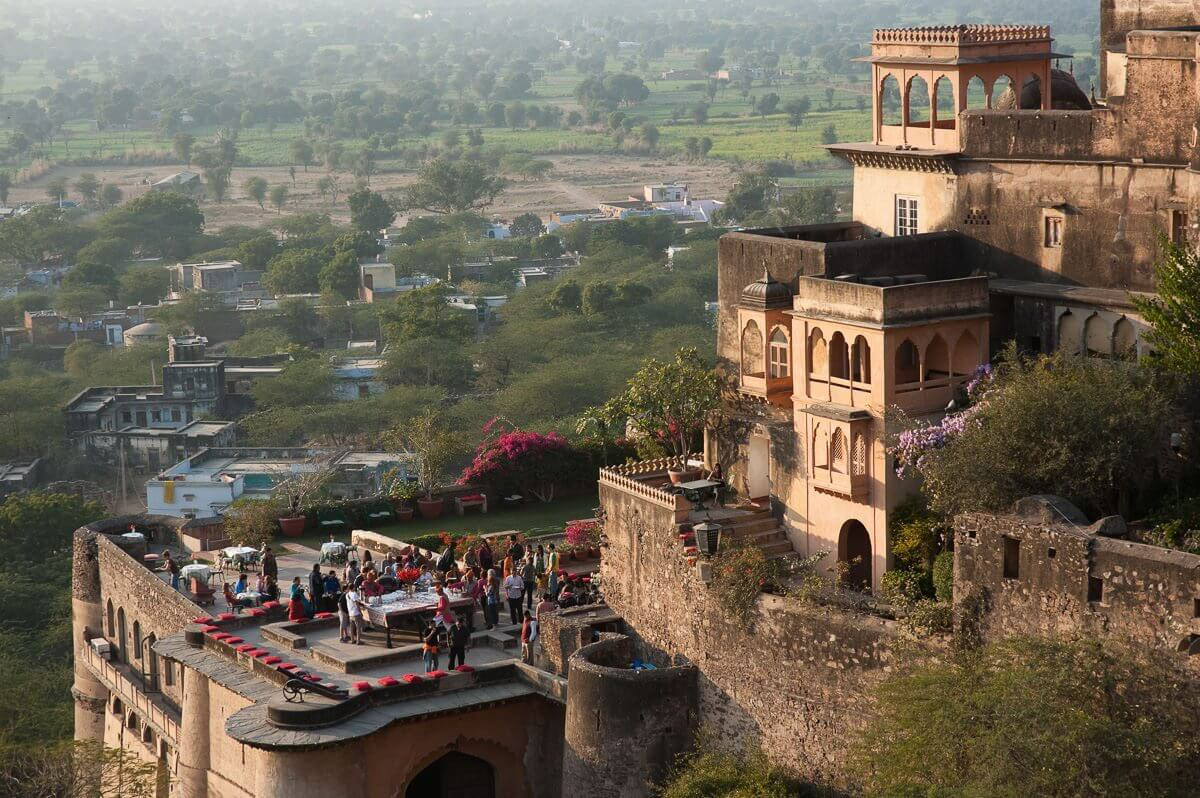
[
  {"left": 146, "top": 447, "right": 419, "bottom": 519},
  {"left": 330, "top": 356, "right": 387, "bottom": 400}
]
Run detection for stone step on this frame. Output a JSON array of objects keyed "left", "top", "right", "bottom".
[
  {"left": 724, "top": 522, "right": 786, "bottom": 539},
  {"left": 759, "top": 540, "right": 795, "bottom": 557}
]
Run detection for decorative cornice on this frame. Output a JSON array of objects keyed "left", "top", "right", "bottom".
[
  {"left": 830, "top": 148, "right": 958, "bottom": 174},
  {"left": 873, "top": 24, "right": 1050, "bottom": 46}
]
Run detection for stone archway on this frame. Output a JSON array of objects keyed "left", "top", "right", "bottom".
[
  {"left": 405, "top": 751, "right": 496, "bottom": 798},
  {"left": 837, "top": 520, "right": 872, "bottom": 593}
]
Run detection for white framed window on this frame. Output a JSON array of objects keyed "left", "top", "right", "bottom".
[
  {"left": 1044, "top": 216, "right": 1063, "bottom": 247},
  {"left": 895, "top": 195, "right": 919, "bottom": 236},
  {"left": 768, "top": 328, "right": 790, "bottom": 378}
]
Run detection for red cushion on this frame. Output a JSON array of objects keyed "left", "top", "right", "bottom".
[
  {"left": 253, "top": 650, "right": 272, "bottom": 659},
  {"left": 278, "top": 663, "right": 297, "bottom": 671},
  {"left": 427, "top": 669, "right": 448, "bottom": 679},
  {"left": 461, "top": 493, "right": 485, "bottom": 502},
  {"left": 192, "top": 616, "right": 213, "bottom": 624},
  {"left": 401, "top": 674, "right": 423, "bottom": 684},
  {"left": 225, "top": 636, "right": 244, "bottom": 644},
  {"left": 304, "top": 674, "right": 321, "bottom": 682},
  {"left": 321, "top": 682, "right": 338, "bottom": 690},
  {"left": 454, "top": 664, "right": 475, "bottom": 673},
  {"left": 248, "top": 608, "right": 266, "bottom": 616},
  {"left": 235, "top": 644, "right": 255, "bottom": 653},
  {"left": 209, "top": 632, "right": 230, "bottom": 640},
  {"left": 377, "top": 676, "right": 399, "bottom": 687},
  {"left": 314, "top": 612, "right": 334, "bottom": 619},
  {"left": 353, "top": 680, "right": 372, "bottom": 691},
  {"left": 263, "top": 656, "right": 281, "bottom": 665},
  {"left": 199, "top": 625, "right": 219, "bottom": 633},
  {"left": 262, "top": 600, "right": 280, "bottom": 609},
  {"left": 218, "top": 612, "right": 235, "bottom": 620},
  {"left": 581, "top": 577, "right": 592, "bottom": 583}
]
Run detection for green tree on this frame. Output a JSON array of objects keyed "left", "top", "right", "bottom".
[
  {"left": 319, "top": 249, "right": 361, "bottom": 299},
  {"left": 0, "top": 171, "right": 11, "bottom": 205},
  {"left": 73, "top": 173, "right": 100, "bottom": 206},
  {"left": 388, "top": 235, "right": 463, "bottom": 279},
  {"left": 549, "top": 281, "right": 582, "bottom": 314},
  {"left": 755, "top": 92, "right": 781, "bottom": 118},
  {"left": 250, "top": 357, "right": 335, "bottom": 408},
  {"left": 640, "top": 123, "right": 660, "bottom": 151},
  {"left": 347, "top": 188, "right": 396, "bottom": 232},
  {"left": 45, "top": 178, "right": 68, "bottom": 205},
  {"left": 235, "top": 233, "right": 279, "bottom": 271},
  {"left": 54, "top": 286, "right": 108, "bottom": 319},
  {"left": 691, "top": 103, "right": 709, "bottom": 125},
  {"left": 781, "top": 186, "right": 837, "bottom": 225},
  {"left": 262, "top": 248, "right": 326, "bottom": 294},
  {"left": 509, "top": 212, "right": 545, "bottom": 239},
  {"left": 894, "top": 345, "right": 1171, "bottom": 518},
  {"left": 658, "top": 746, "right": 810, "bottom": 798},
  {"left": 173, "top": 132, "right": 195, "bottom": 164},
  {"left": 118, "top": 263, "right": 171, "bottom": 306},
  {"left": 717, "top": 170, "right": 776, "bottom": 223},
  {"left": 820, "top": 123, "right": 838, "bottom": 145},
  {"left": 597, "top": 347, "right": 722, "bottom": 458},
  {"left": 383, "top": 336, "right": 473, "bottom": 390},
  {"left": 852, "top": 637, "right": 1200, "bottom": 797},
  {"left": 532, "top": 233, "right": 564, "bottom": 259},
  {"left": 1133, "top": 238, "right": 1200, "bottom": 373},
  {"left": 394, "top": 158, "right": 505, "bottom": 215},
  {"left": 385, "top": 408, "right": 462, "bottom": 500},
  {"left": 784, "top": 97, "right": 811, "bottom": 128},
  {"left": 269, "top": 184, "right": 290, "bottom": 214},
  {"left": 99, "top": 183, "right": 123, "bottom": 209},
  {"left": 334, "top": 230, "right": 383, "bottom": 259},
  {"left": 100, "top": 191, "right": 204, "bottom": 258},
  {"left": 244, "top": 176, "right": 268, "bottom": 209},
  {"left": 581, "top": 281, "right": 616, "bottom": 315},
  {"left": 380, "top": 282, "right": 474, "bottom": 344},
  {"left": 289, "top": 139, "right": 315, "bottom": 171}
]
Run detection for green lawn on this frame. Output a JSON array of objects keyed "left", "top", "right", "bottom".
[{"left": 290, "top": 494, "right": 599, "bottom": 550}]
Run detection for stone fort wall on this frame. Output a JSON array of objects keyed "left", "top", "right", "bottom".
[
  {"left": 597, "top": 482, "right": 911, "bottom": 785},
  {"left": 955, "top": 502, "right": 1200, "bottom": 654}
]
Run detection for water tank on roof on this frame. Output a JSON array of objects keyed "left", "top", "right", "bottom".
[{"left": 893, "top": 274, "right": 928, "bottom": 285}]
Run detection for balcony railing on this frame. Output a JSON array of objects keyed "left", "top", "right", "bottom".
[
  {"left": 80, "top": 643, "right": 180, "bottom": 745},
  {"left": 598, "top": 456, "right": 695, "bottom": 512}
]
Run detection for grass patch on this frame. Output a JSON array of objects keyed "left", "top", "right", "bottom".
[{"left": 290, "top": 493, "right": 598, "bottom": 550}]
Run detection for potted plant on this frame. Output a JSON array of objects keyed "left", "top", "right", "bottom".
[
  {"left": 388, "top": 409, "right": 462, "bottom": 521},
  {"left": 384, "top": 471, "right": 420, "bottom": 522},
  {"left": 565, "top": 520, "right": 602, "bottom": 560},
  {"left": 273, "top": 463, "right": 336, "bottom": 536},
  {"left": 591, "top": 347, "right": 722, "bottom": 484}
]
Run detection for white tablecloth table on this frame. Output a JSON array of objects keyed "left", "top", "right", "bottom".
[
  {"left": 236, "top": 591, "right": 262, "bottom": 606},
  {"left": 180, "top": 564, "right": 210, "bottom": 582},
  {"left": 120, "top": 532, "right": 145, "bottom": 543},
  {"left": 320, "top": 542, "right": 347, "bottom": 562}
]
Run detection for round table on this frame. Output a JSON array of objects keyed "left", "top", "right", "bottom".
[
  {"left": 320, "top": 542, "right": 347, "bottom": 563},
  {"left": 180, "top": 564, "right": 210, "bottom": 582},
  {"left": 236, "top": 591, "right": 263, "bottom": 606}
]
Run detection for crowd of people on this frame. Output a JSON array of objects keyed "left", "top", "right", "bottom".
[{"left": 203, "top": 534, "right": 599, "bottom": 673}]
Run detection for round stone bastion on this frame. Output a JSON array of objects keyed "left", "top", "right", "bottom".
[{"left": 562, "top": 633, "right": 697, "bottom": 797}]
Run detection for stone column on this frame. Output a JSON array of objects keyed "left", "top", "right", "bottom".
[
  {"left": 176, "top": 667, "right": 210, "bottom": 798},
  {"left": 72, "top": 530, "right": 109, "bottom": 743},
  {"left": 253, "top": 747, "right": 367, "bottom": 798}
]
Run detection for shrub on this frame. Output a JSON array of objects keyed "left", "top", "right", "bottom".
[
  {"left": 932, "top": 550, "right": 954, "bottom": 603},
  {"left": 710, "top": 543, "right": 787, "bottom": 624},
  {"left": 879, "top": 569, "right": 929, "bottom": 606},
  {"left": 459, "top": 418, "right": 586, "bottom": 502},
  {"left": 564, "top": 520, "right": 601, "bottom": 547},
  {"left": 657, "top": 744, "right": 828, "bottom": 798},
  {"left": 888, "top": 497, "right": 945, "bottom": 573}
]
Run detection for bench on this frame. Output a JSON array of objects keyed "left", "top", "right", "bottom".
[
  {"left": 316, "top": 509, "right": 350, "bottom": 533},
  {"left": 364, "top": 501, "right": 395, "bottom": 524},
  {"left": 454, "top": 493, "right": 487, "bottom": 516}
]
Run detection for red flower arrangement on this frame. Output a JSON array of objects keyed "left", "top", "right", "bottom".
[{"left": 395, "top": 568, "right": 422, "bottom": 584}]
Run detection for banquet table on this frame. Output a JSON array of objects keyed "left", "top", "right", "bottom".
[
  {"left": 358, "top": 589, "right": 474, "bottom": 648},
  {"left": 222, "top": 546, "right": 258, "bottom": 568}
]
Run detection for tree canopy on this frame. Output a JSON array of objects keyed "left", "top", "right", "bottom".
[{"left": 394, "top": 158, "right": 505, "bottom": 214}]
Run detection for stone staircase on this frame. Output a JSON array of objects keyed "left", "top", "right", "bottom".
[{"left": 717, "top": 509, "right": 794, "bottom": 558}]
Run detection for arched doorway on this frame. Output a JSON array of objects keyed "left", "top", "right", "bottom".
[
  {"left": 838, "top": 520, "right": 872, "bottom": 592},
  {"left": 405, "top": 751, "right": 496, "bottom": 798}
]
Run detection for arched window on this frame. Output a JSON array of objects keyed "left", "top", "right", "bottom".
[
  {"left": 829, "top": 332, "right": 850, "bottom": 379},
  {"left": 812, "top": 423, "right": 828, "bottom": 470},
  {"left": 127, "top": 712, "right": 138, "bottom": 730},
  {"left": 925, "top": 334, "right": 949, "bottom": 380},
  {"left": 952, "top": 330, "right": 978, "bottom": 375},
  {"left": 906, "top": 76, "right": 930, "bottom": 126},
  {"left": 880, "top": 74, "right": 901, "bottom": 125},
  {"left": 768, "top": 327, "right": 790, "bottom": 379},
  {"left": 111, "top": 697, "right": 123, "bottom": 716},
  {"left": 133, "top": 621, "right": 142, "bottom": 660},
  {"left": 741, "top": 320, "right": 764, "bottom": 377},
  {"left": 809, "top": 329, "right": 828, "bottom": 377},
  {"left": 895, "top": 339, "right": 920, "bottom": 384},
  {"left": 831, "top": 429, "right": 847, "bottom": 473},
  {"left": 991, "top": 74, "right": 1014, "bottom": 108},
  {"left": 106, "top": 599, "right": 114, "bottom": 637},
  {"left": 852, "top": 336, "right": 871, "bottom": 383},
  {"left": 966, "top": 75, "right": 987, "bottom": 108},
  {"left": 852, "top": 434, "right": 868, "bottom": 476},
  {"left": 117, "top": 608, "right": 127, "bottom": 664},
  {"left": 1057, "top": 310, "right": 1083, "bottom": 354},
  {"left": 147, "top": 633, "right": 159, "bottom": 690},
  {"left": 933, "top": 76, "right": 954, "bottom": 125},
  {"left": 1113, "top": 317, "right": 1137, "bottom": 358},
  {"left": 1084, "top": 313, "right": 1111, "bottom": 357}
]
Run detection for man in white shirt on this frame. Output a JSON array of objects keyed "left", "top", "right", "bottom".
[
  {"left": 345, "top": 586, "right": 364, "bottom": 645},
  {"left": 503, "top": 572, "right": 524, "bottom": 625}
]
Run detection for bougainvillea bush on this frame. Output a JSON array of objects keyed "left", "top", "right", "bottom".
[
  {"left": 458, "top": 418, "right": 587, "bottom": 502},
  {"left": 564, "top": 520, "right": 601, "bottom": 547}
]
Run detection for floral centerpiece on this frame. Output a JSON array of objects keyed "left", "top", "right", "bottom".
[{"left": 395, "top": 567, "right": 422, "bottom": 596}]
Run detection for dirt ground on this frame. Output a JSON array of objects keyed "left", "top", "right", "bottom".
[{"left": 8, "top": 155, "right": 738, "bottom": 231}]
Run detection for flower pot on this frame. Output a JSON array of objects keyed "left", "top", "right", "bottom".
[
  {"left": 417, "top": 498, "right": 445, "bottom": 519},
  {"left": 395, "top": 507, "right": 414, "bottom": 522},
  {"left": 278, "top": 515, "right": 307, "bottom": 537},
  {"left": 588, "top": 546, "right": 601, "bottom": 559},
  {"left": 668, "top": 467, "right": 701, "bottom": 485}
]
